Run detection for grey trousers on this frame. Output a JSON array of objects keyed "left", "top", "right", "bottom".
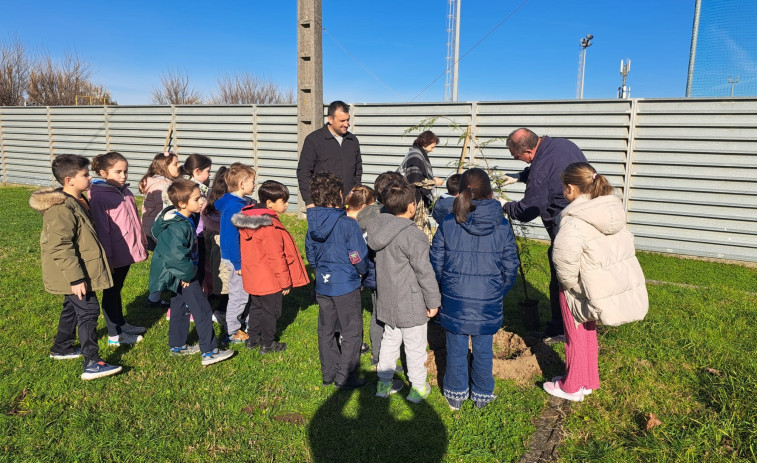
[
  {"left": 377, "top": 323, "right": 428, "bottom": 389},
  {"left": 223, "top": 259, "right": 249, "bottom": 334}
]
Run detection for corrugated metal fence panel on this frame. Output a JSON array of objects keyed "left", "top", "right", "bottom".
[
  {"left": 49, "top": 106, "right": 108, "bottom": 162},
  {"left": 630, "top": 98, "right": 757, "bottom": 261},
  {"left": 255, "top": 105, "right": 299, "bottom": 210},
  {"left": 107, "top": 106, "right": 174, "bottom": 184},
  {"left": 0, "top": 106, "right": 54, "bottom": 185}
]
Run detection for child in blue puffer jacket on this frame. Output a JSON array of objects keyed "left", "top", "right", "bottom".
[{"left": 430, "top": 168, "right": 519, "bottom": 410}]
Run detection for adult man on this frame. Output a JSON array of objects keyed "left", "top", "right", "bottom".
[
  {"left": 297, "top": 101, "right": 362, "bottom": 208},
  {"left": 502, "top": 128, "right": 587, "bottom": 338}
]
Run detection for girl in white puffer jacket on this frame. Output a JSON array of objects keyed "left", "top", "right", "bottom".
[{"left": 543, "top": 162, "right": 648, "bottom": 402}]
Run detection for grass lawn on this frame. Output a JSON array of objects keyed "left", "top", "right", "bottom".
[{"left": 0, "top": 184, "right": 755, "bottom": 462}]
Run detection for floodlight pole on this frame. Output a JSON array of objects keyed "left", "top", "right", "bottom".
[
  {"left": 576, "top": 34, "right": 593, "bottom": 99},
  {"left": 685, "top": 0, "right": 701, "bottom": 97},
  {"left": 728, "top": 76, "right": 739, "bottom": 97}
]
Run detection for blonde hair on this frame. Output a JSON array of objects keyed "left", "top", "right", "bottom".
[
  {"left": 561, "top": 162, "right": 614, "bottom": 199},
  {"left": 224, "top": 162, "right": 256, "bottom": 191}
]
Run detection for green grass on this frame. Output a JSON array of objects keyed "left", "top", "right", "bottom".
[{"left": 0, "top": 185, "right": 755, "bottom": 462}]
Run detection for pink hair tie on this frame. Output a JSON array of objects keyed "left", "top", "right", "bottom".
[
  {"left": 163, "top": 151, "right": 171, "bottom": 157},
  {"left": 592, "top": 172, "right": 598, "bottom": 180}
]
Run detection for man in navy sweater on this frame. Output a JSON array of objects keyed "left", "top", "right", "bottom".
[{"left": 502, "top": 128, "right": 587, "bottom": 338}]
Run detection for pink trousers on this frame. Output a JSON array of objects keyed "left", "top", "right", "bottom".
[{"left": 558, "top": 289, "right": 600, "bottom": 394}]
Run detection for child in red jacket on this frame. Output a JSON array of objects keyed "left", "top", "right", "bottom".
[{"left": 232, "top": 180, "right": 310, "bottom": 354}]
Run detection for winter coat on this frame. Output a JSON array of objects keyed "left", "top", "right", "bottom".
[
  {"left": 503, "top": 136, "right": 587, "bottom": 240},
  {"left": 356, "top": 203, "right": 381, "bottom": 291},
  {"left": 215, "top": 192, "right": 250, "bottom": 270},
  {"left": 430, "top": 199, "right": 519, "bottom": 335},
  {"left": 431, "top": 194, "right": 455, "bottom": 224},
  {"left": 232, "top": 205, "right": 310, "bottom": 296},
  {"left": 29, "top": 188, "right": 113, "bottom": 295},
  {"left": 398, "top": 146, "right": 435, "bottom": 206},
  {"left": 552, "top": 194, "right": 648, "bottom": 326},
  {"left": 184, "top": 175, "right": 209, "bottom": 235},
  {"left": 305, "top": 206, "right": 368, "bottom": 297},
  {"left": 88, "top": 180, "right": 147, "bottom": 269},
  {"left": 297, "top": 125, "right": 362, "bottom": 205},
  {"left": 366, "top": 213, "right": 441, "bottom": 329},
  {"left": 149, "top": 206, "right": 198, "bottom": 293},
  {"left": 140, "top": 175, "right": 172, "bottom": 241}
]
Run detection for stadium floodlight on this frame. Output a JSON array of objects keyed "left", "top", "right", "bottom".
[{"left": 576, "top": 34, "right": 594, "bottom": 99}]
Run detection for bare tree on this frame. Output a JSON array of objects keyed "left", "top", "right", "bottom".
[
  {"left": 0, "top": 37, "right": 31, "bottom": 106},
  {"left": 27, "top": 51, "right": 113, "bottom": 106},
  {"left": 210, "top": 72, "right": 295, "bottom": 104},
  {"left": 151, "top": 70, "right": 202, "bottom": 105}
]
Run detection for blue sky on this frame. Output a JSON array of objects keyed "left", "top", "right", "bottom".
[{"left": 1, "top": 0, "right": 697, "bottom": 104}]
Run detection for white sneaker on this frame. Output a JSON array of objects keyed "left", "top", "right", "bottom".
[
  {"left": 551, "top": 376, "right": 592, "bottom": 395},
  {"left": 108, "top": 333, "right": 143, "bottom": 346},
  {"left": 543, "top": 381, "right": 583, "bottom": 402}
]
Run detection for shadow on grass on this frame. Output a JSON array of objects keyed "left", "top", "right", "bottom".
[{"left": 309, "top": 384, "right": 448, "bottom": 462}]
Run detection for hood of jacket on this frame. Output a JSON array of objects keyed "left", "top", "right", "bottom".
[
  {"left": 214, "top": 192, "right": 247, "bottom": 214},
  {"left": 306, "top": 207, "right": 346, "bottom": 242},
  {"left": 152, "top": 206, "right": 189, "bottom": 240},
  {"left": 231, "top": 205, "right": 275, "bottom": 230},
  {"left": 29, "top": 187, "right": 67, "bottom": 213},
  {"left": 561, "top": 194, "right": 625, "bottom": 236},
  {"left": 458, "top": 199, "right": 503, "bottom": 236},
  {"left": 367, "top": 213, "right": 416, "bottom": 251},
  {"left": 356, "top": 202, "right": 381, "bottom": 233},
  {"left": 140, "top": 175, "right": 169, "bottom": 193},
  {"left": 90, "top": 179, "right": 130, "bottom": 196}
]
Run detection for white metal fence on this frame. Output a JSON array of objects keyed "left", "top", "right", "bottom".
[{"left": 1, "top": 98, "right": 755, "bottom": 263}]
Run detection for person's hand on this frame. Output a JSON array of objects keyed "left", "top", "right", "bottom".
[
  {"left": 502, "top": 173, "right": 519, "bottom": 186},
  {"left": 180, "top": 280, "right": 190, "bottom": 288},
  {"left": 70, "top": 282, "right": 87, "bottom": 300},
  {"left": 427, "top": 307, "right": 439, "bottom": 318},
  {"left": 306, "top": 203, "right": 315, "bottom": 209},
  {"left": 433, "top": 177, "right": 444, "bottom": 186},
  {"left": 282, "top": 287, "right": 291, "bottom": 296},
  {"left": 236, "top": 270, "right": 242, "bottom": 275}
]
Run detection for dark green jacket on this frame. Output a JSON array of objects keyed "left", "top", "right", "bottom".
[
  {"left": 149, "top": 206, "right": 198, "bottom": 293},
  {"left": 29, "top": 187, "right": 113, "bottom": 295}
]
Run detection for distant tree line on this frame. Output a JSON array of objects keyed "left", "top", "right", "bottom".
[{"left": 1, "top": 36, "right": 295, "bottom": 106}]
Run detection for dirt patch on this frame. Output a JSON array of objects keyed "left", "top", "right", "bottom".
[
  {"left": 519, "top": 396, "right": 571, "bottom": 463},
  {"left": 425, "top": 327, "right": 543, "bottom": 387},
  {"left": 272, "top": 412, "right": 306, "bottom": 425}
]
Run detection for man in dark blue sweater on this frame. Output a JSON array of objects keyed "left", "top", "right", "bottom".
[{"left": 502, "top": 128, "right": 587, "bottom": 338}]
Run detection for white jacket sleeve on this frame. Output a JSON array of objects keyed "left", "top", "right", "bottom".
[{"left": 552, "top": 220, "right": 583, "bottom": 291}]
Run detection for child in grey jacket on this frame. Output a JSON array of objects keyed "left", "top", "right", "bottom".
[{"left": 366, "top": 182, "right": 441, "bottom": 403}]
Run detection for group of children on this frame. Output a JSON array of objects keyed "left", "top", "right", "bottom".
[
  {"left": 33, "top": 151, "right": 307, "bottom": 379},
  {"left": 32, "top": 149, "right": 644, "bottom": 413}
]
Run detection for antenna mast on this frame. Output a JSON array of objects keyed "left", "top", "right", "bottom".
[{"left": 444, "top": 0, "right": 461, "bottom": 101}]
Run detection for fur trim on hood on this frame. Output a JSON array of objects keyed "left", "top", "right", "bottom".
[
  {"left": 232, "top": 212, "right": 273, "bottom": 230},
  {"left": 29, "top": 187, "right": 66, "bottom": 213}
]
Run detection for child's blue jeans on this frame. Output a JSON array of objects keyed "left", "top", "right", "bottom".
[{"left": 443, "top": 331, "right": 496, "bottom": 403}]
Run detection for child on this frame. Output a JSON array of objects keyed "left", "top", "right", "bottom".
[
  {"left": 30, "top": 154, "right": 122, "bottom": 380},
  {"left": 179, "top": 154, "right": 212, "bottom": 288},
  {"left": 366, "top": 182, "right": 441, "bottom": 402},
  {"left": 430, "top": 168, "right": 519, "bottom": 410},
  {"left": 89, "top": 151, "right": 147, "bottom": 346},
  {"left": 544, "top": 162, "right": 647, "bottom": 401},
  {"left": 232, "top": 180, "right": 310, "bottom": 353},
  {"left": 150, "top": 178, "right": 234, "bottom": 366},
  {"left": 200, "top": 166, "right": 230, "bottom": 305},
  {"left": 356, "top": 172, "right": 408, "bottom": 366},
  {"left": 140, "top": 151, "right": 180, "bottom": 309},
  {"left": 215, "top": 163, "right": 256, "bottom": 343},
  {"left": 431, "top": 173, "right": 460, "bottom": 224},
  {"left": 306, "top": 172, "right": 369, "bottom": 389}
]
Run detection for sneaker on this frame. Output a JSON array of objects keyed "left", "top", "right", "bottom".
[
  {"left": 259, "top": 341, "right": 287, "bottom": 354},
  {"left": 360, "top": 342, "right": 370, "bottom": 355},
  {"left": 81, "top": 360, "right": 122, "bottom": 380},
  {"left": 246, "top": 338, "right": 262, "bottom": 350},
  {"left": 190, "top": 315, "right": 194, "bottom": 323},
  {"left": 544, "top": 334, "right": 566, "bottom": 345},
  {"left": 375, "top": 379, "right": 404, "bottom": 398},
  {"left": 228, "top": 329, "right": 249, "bottom": 344},
  {"left": 121, "top": 323, "right": 146, "bottom": 335},
  {"left": 334, "top": 377, "right": 367, "bottom": 390},
  {"left": 49, "top": 347, "right": 82, "bottom": 360},
  {"left": 551, "top": 376, "right": 593, "bottom": 396},
  {"left": 474, "top": 400, "right": 493, "bottom": 409},
  {"left": 145, "top": 298, "right": 170, "bottom": 309},
  {"left": 201, "top": 348, "right": 234, "bottom": 366},
  {"left": 165, "top": 309, "right": 170, "bottom": 321},
  {"left": 170, "top": 344, "right": 201, "bottom": 356},
  {"left": 406, "top": 382, "right": 431, "bottom": 403},
  {"left": 446, "top": 397, "right": 463, "bottom": 411},
  {"left": 543, "top": 381, "right": 584, "bottom": 402},
  {"left": 108, "top": 333, "right": 143, "bottom": 346}
]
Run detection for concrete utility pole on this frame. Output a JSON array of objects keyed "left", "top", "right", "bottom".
[
  {"left": 297, "top": 0, "right": 323, "bottom": 216},
  {"left": 443, "top": 0, "right": 461, "bottom": 101}
]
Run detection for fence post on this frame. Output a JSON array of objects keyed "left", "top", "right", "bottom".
[
  {"left": 252, "top": 104, "right": 259, "bottom": 171},
  {"left": 0, "top": 108, "right": 5, "bottom": 184},
  {"left": 469, "top": 101, "right": 478, "bottom": 164},
  {"left": 104, "top": 105, "right": 111, "bottom": 152},
  {"left": 622, "top": 98, "right": 639, "bottom": 220},
  {"left": 47, "top": 106, "right": 55, "bottom": 183}
]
